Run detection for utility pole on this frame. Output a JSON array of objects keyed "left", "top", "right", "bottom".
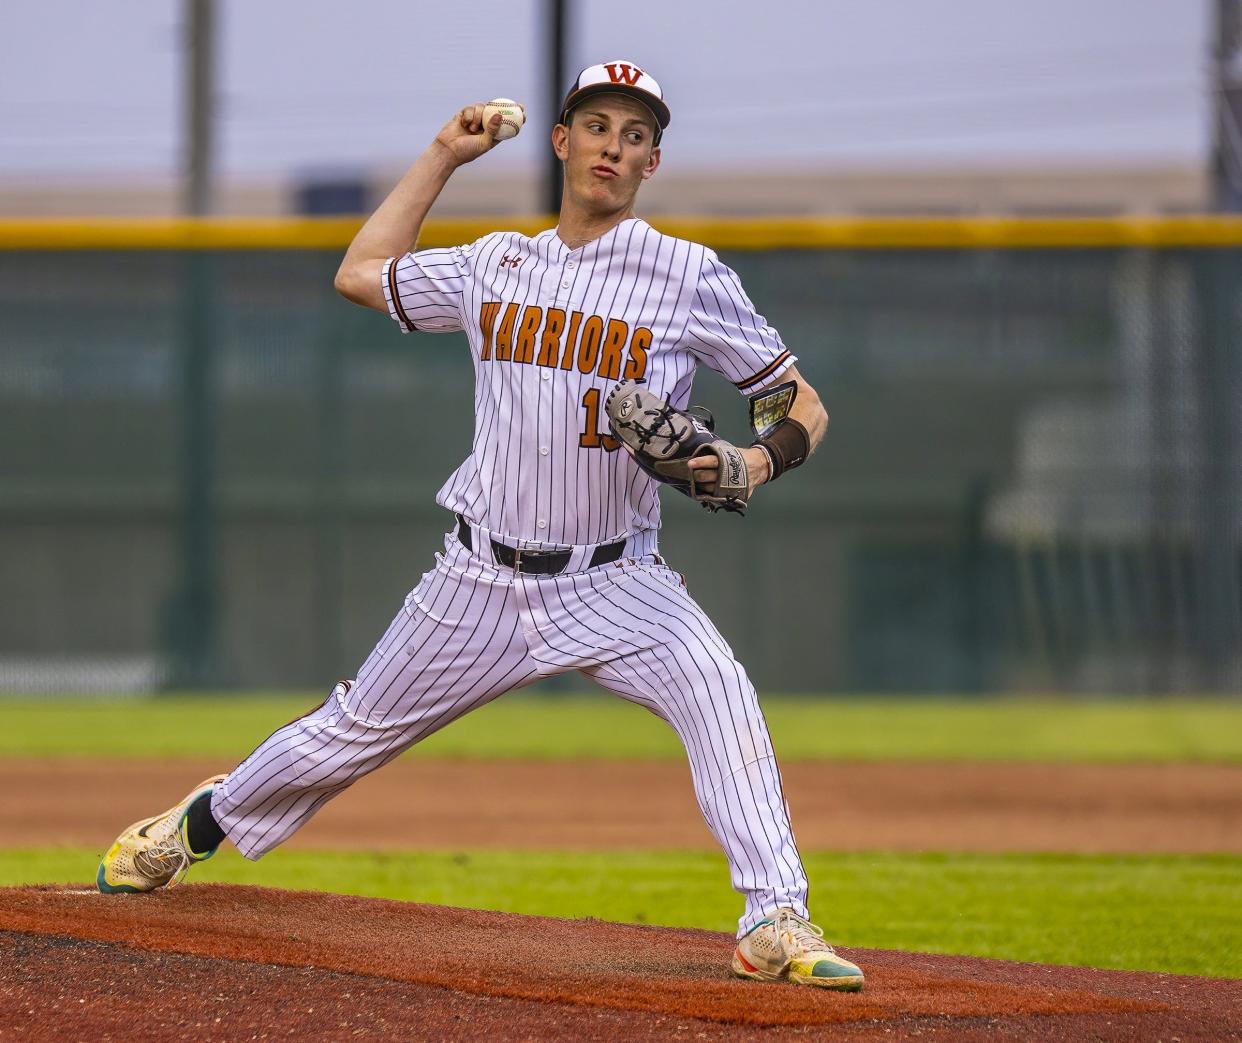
[
  {"left": 1212, "top": 0, "right": 1242, "bottom": 211},
  {"left": 1198, "top": 2, "right": 1242, "bottom": 692},
  {"left": 545, "top": 0, "right": 568, "bottom": 216},
  {"left": 185, "top": 0, "right": 215, "bottom": 215},
  {"left": 171, "top": 0, "right": 218, "bottom": 687}
]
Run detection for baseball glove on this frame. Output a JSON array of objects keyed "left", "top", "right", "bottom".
[{"left": 604, "top": 379, "right": 751, "bottom": 514}]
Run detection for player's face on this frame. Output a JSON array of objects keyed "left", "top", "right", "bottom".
[{"left": 554, "top": 95, "right": 661, "bottom": 215}]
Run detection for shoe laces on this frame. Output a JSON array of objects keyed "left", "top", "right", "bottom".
[
  {"left": 133, "top": 831, "right": 191, "bottom": 888},
  {"left": 775, "top": 908, "right": 834, "bottom": 956}
]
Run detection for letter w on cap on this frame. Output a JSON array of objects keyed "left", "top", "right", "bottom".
[{"left": 605, "top": 63, "right": 643, "bottom": 85}]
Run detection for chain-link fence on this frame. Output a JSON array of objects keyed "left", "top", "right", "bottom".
[{"left": 2, "top": 234, "right": 1239, "bottom": 692}]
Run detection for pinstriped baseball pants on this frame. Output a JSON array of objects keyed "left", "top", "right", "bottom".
[{"left": 211, "top": 532, "right": 809, "bottom": 936}]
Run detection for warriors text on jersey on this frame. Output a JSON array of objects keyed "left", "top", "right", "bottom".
[{"left": 380, "top": 217, "right": 796, "bottom": 546}]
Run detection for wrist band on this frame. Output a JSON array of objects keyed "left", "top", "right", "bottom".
[
  {"left": 754, "top": 418, "right": 810, "bottom": 482},
  {"left": 753, "top": 444, "right": 777, "bottom": 482}
]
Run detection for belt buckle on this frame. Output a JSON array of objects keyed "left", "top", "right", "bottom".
[{"left": 511, "top": 547, "right": 524, "bottom": 572}]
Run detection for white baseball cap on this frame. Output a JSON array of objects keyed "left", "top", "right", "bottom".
[{"left": 559, "top": 60, "right": 670, "bottom": 143}]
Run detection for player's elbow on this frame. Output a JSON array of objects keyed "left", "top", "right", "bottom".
[
  {"left": 808, "top": 399, "right": 830, "bottom": 444},
  {"left": 333, "top": 260, "right": 366, "bottom": 303},
  {"left": 796, "top": 379, "right": 830, "bottom": 440},
  {"left": 334, "top": 258, "right": 385, "bottom": 312}
]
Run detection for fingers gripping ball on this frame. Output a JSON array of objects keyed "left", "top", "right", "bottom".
[
  {"left": 483, "top": 98, "right": 526, "bottom": 141},
  {"left": 605, "top": 379, "right": 752, "bottom": 515}
]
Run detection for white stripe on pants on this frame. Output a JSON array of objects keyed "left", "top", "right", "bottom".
[{"left": 212, "top": 531, "right": 809, "bottom": 935}]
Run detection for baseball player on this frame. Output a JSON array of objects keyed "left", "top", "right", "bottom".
[{"left": 97, "top": 60, "right": 863, "bottom": 992}]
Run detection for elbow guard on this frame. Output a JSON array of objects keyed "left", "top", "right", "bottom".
[{"left": 753, "top": 417, "right": 811, "bottom": 481}]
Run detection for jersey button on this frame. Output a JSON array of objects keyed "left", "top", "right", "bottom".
[
  {"left": 537, "top": 519, "right": 547, "bottom": 529},
  {"left": 567, "top": 261, "right": 576, "bottom": 270},
  {"left": 541, "top": 371, "right": 551, "bottom": 381},
  {"left": 561, "top": 280, "right": 570, "bottom": 288},
  {"left": 539, "top": 446, "right": 549, "bottom": 456}
]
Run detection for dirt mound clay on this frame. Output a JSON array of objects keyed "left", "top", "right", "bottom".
[
  {"left": 1, "top": 886, "right": 1238, "bottom": 1041},
  {"left": 7, "top": 758, "right": 1242, "bottom": 854}
]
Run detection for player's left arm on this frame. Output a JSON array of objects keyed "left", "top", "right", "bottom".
[
  {"left": 680, "top": 251, "right": 828, "bottom": 493},
  {"left": 687, "top": 364, "right": 828, "bottom": 489}
]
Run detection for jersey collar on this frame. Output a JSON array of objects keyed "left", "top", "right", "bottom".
[{"left": 551, "top": 216, "right": 644, "bottom": 257}]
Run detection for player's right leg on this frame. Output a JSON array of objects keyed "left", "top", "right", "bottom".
[
  {"left": 97, "top": 535, "right": 536, "bottom": 890},
  {"left": 214, "top": 537, "right": 539, "bottom": 860},
  {"left": 96, "top": 775, "right": 227, "bottom": 892}
]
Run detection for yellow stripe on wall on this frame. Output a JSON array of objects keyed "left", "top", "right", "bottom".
[{"left": 3, "top": 215, "right": 1242, "bottom": 250}]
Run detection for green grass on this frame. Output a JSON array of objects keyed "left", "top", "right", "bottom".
[
  {"left": 1, "top": 694, "right": 1240, "bottom": 761},
  {"left": 6, "top": 848, "right": 1238, "bottom": 978}
]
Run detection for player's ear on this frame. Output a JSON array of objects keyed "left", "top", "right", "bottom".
[
  {"left": 641, "top": 145, "right": 660, "bottom": 181},
  {"left": 552, "top": 123, "right": 570, "bottom": 161}
]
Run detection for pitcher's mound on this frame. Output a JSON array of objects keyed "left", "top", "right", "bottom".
[{"left": 0, "top": 885, "right": 1236, "bottom": 1041}]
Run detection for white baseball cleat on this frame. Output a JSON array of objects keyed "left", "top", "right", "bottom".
[
  {"left": 96, "top": 775, "right": 227, "bottom": 894},
  {"left": 731, "top": 908, "right": 865, "bottom": 991}
]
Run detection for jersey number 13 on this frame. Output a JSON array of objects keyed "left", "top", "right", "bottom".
[{"left": 578, "top": 388, "right": 621, "bottom": 451}]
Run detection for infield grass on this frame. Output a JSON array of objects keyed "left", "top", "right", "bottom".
[
  {"left": 2, "top": 694, "right": 1241, "bottom": 761},
  {"left": 5, "top": 848, "right": 1238, "bottom": 978}
]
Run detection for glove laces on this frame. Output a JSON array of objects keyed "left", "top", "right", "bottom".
[{"left": 625, "top": 403, "right": 684, "bottom": 454}]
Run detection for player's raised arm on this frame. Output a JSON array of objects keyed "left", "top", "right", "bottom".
[{"left": 334, "top": 103, "right": 518, "bottom": 312}]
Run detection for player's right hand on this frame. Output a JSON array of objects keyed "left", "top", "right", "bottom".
[{"left": 433, "top": 104, "right": 505, "bottom": 166}]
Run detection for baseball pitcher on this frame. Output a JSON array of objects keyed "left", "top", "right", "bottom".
[{"left": 97, "top": 59, "right": 863, "bottom": 992}]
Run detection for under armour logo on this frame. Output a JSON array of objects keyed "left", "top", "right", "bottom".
[
  {"left": 604, "top": 62, "right": 643, "bottom": 86},
  {"left": 499, "top": 254, "right": 523, "bottom": 269}
]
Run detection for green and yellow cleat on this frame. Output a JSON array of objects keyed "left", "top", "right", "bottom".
[
  {"left": 731, "top": 908, "right": 864, "bottom": 992},
  {"left": 96, "top": 775, "right": 227, "bottom": 894}
]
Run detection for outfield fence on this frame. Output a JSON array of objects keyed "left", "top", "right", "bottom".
[{"left": 2, "top": 217, "right": 1240, "bottom": 693}]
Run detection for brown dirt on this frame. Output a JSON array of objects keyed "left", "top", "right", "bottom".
[
  {"left": 4, "top": 758, "right": 1240, "bottom": 854},
  {"left": 1, "top": 885, "right": 1238, "bottom": 1042}
]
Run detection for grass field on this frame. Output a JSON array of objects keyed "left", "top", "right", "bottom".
[
  {"left": 7, "top": 848, "right": 1239, "bottom": 978},
  {"left": 4, "top": 694, "right": 1239, "bottom": 979},
  {"left": 3, "top": 693, "right": 1241, "bottom": 761}
]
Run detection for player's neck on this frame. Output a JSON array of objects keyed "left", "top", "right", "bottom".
[{"left": 555, "top": 202, "right": 636, "bottom": 251}]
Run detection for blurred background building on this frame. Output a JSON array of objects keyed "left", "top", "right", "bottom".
[
  {"left": 1, "top": 1, "right": 1240, "bottom": 695},
  {"left": 0, "top": 0, "right": 1224, "bottom": 218}
]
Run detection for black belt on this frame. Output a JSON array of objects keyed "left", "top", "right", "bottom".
[{"left": 455, "top": 514, "right": 625, "bottom": 576}]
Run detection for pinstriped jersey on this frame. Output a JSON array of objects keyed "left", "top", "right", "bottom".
[{"left": 381, "top": 217, "right": 795, "bottom": 547}]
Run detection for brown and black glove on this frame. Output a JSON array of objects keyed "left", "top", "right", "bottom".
[{"left": 605, "top": 379, "right": 751, "bottom": 514}]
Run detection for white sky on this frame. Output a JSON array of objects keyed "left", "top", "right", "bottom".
[{"left": 0, "top": 0, "right": 1212, "bottom": 179}]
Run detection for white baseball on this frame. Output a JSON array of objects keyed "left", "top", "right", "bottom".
[{"left": 483, "top": 98, "right": 525, "bottom": 141}]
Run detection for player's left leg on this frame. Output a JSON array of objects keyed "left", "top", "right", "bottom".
[
  {"left": 583, "top": 620, "right": 811, "bottom": 933},
  {"left": 566, "top": 559, "right": 863, "bottom": 990}
]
